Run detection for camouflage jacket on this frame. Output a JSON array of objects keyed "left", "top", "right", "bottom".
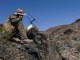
[{"left": 3, "top": 14, "right": 27, "bottom": 39}]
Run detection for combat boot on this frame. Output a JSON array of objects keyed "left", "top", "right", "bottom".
[{"left": 21, "top": 38, "right": 33, "bottom": 44}]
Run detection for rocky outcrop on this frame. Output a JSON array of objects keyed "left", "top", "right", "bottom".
[
  {"left": 0, "top": 28, "right": 48, "bottom": 60},
  {"left": 0, "top": 36, "right": 48, "bottom": 60},
  {"left": 0, "top": 19, "right": 80, "bottom": 60}
]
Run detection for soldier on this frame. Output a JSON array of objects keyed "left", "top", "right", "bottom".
[{"left": 3, "top": 8, "right": 33, "bottom": 43}]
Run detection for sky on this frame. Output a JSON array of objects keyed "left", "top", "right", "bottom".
[{"left": 0, "top": 0, "right": 80, "bottom": 31}]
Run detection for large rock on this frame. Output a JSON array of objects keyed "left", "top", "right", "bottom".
[
  {"left": 0, "top": 30, "right": 48, "bottom": 60},
  {"left": 0, "top": 38, "right": 42, "bottom": 60}
]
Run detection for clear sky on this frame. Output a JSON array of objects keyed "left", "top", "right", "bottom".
[{"left": 0, "top": 0, "right": 80, "bottom": 31}]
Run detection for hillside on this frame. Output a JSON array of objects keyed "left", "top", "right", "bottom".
[
  {"left": 44, "top": 19, "right": 80, "bottom": 60},
  {"left": 0, "top": 19, "right": 80, "bottom": 60}
]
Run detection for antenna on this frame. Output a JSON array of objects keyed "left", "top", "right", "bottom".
[
  {"left": 27, "top": 13, "right": 39, "bottom": 25},
  {"left": 26, "top": 16, "right": 31, "bottom": 23},
  {"left": 26, "top": 13, "right": 40, "bottom": 31}
]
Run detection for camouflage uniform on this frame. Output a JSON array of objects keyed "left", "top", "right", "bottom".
[{"left": 4, "top": 8, "right": 27, "bottom": 40}]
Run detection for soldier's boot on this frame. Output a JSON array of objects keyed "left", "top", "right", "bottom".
[
  {"left": 12, "top": 37, "right": 22, "bottom": 43},
  {"left": 12, "top": 37, "right": 33, "bottom": 44},
  {"left": 21, "top": 39, "right": 33, "bottom": 44}
]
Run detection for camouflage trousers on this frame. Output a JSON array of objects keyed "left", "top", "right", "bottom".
[{"left": 3, "top": 22, "right": 27, "bottom": 40}]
